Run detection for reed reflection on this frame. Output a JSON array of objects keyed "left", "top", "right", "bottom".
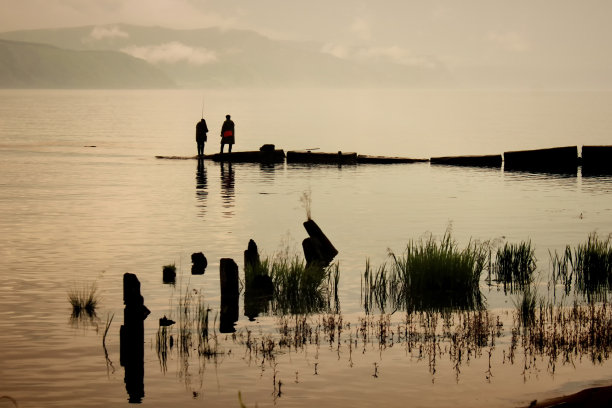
[
  {"left": 195, "top": 158, "right": 208, "bottom": 217},
  {"left": 220, "top": 162, "right": 235, "bottom": 218}
]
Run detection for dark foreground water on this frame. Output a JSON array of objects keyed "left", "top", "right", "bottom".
[{"left": 0, "top": 89, "right": 611, "bottom": 407}]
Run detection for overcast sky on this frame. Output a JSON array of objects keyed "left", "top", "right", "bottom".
[{"left": 2, "top": 0, "right": 612, "bottom": 87}]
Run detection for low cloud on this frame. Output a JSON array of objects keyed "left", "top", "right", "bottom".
[
  {"left": 88, "top": 25, "right": 130, "bottom": 40},
  {"left": 121, "top": 42, "right": 218, "bottom": 65},
  {"left": 322, "top": 43, "right": 439, "bottom": 68}
]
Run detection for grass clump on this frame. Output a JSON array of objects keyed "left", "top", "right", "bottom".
[
  {"left": 552, "top": 232, "right": 612, "bottom": 299},
  {"left": 68, "top": 282, "right": 99, "bottom": 318},
  {"left": 363, "top": 230, "right": 489, "bottom": 312},
  {"left": 491, "top": 241, "right": 536, "bottom": 293}
]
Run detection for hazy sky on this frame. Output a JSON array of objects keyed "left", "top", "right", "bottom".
[{"left": 2, "top": 0, "right": 612, "bottom": 87}]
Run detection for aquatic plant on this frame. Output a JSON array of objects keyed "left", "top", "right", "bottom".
[
  {"left": 551, "top": 232, "right": 612, "bottom": 299},
  {"left": 363, "top": 230, "right": 489, "bottom": 312},
  {"left": 68, "top": 282, "right": 99, "bottom": 317},
  {"left": 491, "top": 241, "right": 537, "bottom": 293},
  {"left": 299, "top": 189, "right": 312, "bottom": 220}
]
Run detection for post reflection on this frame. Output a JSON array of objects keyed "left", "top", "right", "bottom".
[
  {"left": 195, "top": 158, "right": 208, "bottom": 217},
  {"left": 220, "top": 162, "right": 235, "bottom": 218}
]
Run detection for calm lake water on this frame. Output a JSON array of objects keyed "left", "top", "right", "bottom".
[{"left": 0, "top": 89, "right": 611, "bottom": 407}]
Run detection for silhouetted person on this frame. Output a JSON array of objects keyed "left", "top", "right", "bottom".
[
  {"left": 196, "top": 118, "right": 208, "bottom": 156},
  {"left": 220, "top": 114, "right": 235, "bottom": 153}
]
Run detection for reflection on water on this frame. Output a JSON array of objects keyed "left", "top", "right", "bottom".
[
  {"left": 220, "top": 162, "right": 235, "bottom": 218},
  {"left": 195, "top": 158, "right": 207, "bottom": 217}
]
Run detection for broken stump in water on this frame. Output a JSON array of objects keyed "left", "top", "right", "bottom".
[
  {"left": 162, "top": 264, "right": 176, "bottom": 284},
  {"left": 219, "top": 258, "right": 239, "bottom": 333},
  {"left": 191, "top": 252, "right": 207, "bottom": 275},
  {"left": 244, "top": 239, "right": 260, "bottom": 271},
  {"left": 302, "top": 219, "right": 338, "bottom": 267},
  {"left": 120, "top": 273, "right": 150, "bottom": 404}
]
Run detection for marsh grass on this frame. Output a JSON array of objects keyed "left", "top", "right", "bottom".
[
  {"left": 68, "top": 282, "right": 99, "bottom": 318},
  {"left": 363, "top": 231, "right": 489, "bottom": 312},
  {"left": 552, "top": 232, "right": 612, "bottom": 299},
  {"left": 491, "top": 241, "right": 536, "bottom": 293},
  {"left": 155, "top": 283, "right": 221, "bottom": 381}
]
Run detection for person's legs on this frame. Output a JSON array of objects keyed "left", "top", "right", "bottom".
[
  {"left": 220, "top": 142, "right": 224, "bottom": 153},
  {"left": 228, "top": 144, "right": 232, "bottom": 153}
]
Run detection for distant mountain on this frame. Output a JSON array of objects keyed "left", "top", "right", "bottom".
[
  {"left": 0, "top": 39, "right": 175, "bottom": 88},
  {"left": 0, "top": 24, "right": 452, "bottom": 88}
]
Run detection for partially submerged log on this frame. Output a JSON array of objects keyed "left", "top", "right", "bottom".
[
  {"left": 357, "top": 155, "right": 429, "bottom": 164},
  {"left": 287, "top": 150, "right": 357, "bottom": 164},
  {"left": 212, "top": 149, "right": 285, "bottom": 163},
  {"left": 431, "top": 154, "right": 502, "bottom": 168},
  {"left": 582, "top": 145, "right": 612, "bottom": 175},
  {"left": 504, "top": 146, "right": 578, "bottom": 173},
  {"left": 302, "top": 219, "right": 338, "bottom": 267}
]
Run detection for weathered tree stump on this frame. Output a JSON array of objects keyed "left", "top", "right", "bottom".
[
  {"left": 191, "top": 252, "right": 207, "bottom": 275},
  {"left": 244, "top": 239, "right": 260, "bottom": 271},
  {"left": 162, "top": 265, "right": 176, "bottom": 284}
]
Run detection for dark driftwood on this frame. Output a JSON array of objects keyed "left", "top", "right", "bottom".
[
  {"left": 302, "top": 219, "right": 338, "bottom": 267},
  {"left": 582, "top": 145, "right": 612, "bottom": 175},
  {"left": 287, "top": 150, "right": 358, "bottom": 164},
  {"left": 504, "top": 146, "right": 578, "bottom": 173},
  {"left": 431, "top": 154, "right": 502, "bottom": 168},
  {"left": 219, "top": 258, "right": 239, "bottom": 333}
]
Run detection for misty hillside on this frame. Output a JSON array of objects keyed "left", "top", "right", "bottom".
[
  {"left": 0, "top": 24, "right": 452, "bottom": 88},
  {"left": 0, "top": 39, "right": 175, "bottom": 88}
]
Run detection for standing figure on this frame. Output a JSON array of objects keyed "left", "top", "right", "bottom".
[
  {"left": 196, "top": 118, "right": 208, "bottom": 156},
  {"left": 220, "top": 114, "right": 235, "bottom": 153}
]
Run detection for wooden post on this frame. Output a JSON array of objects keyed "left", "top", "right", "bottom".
[
  {"left": 219, "top": 258, "right": 239, "bottom": 333},
  {"left": 120, "top": 273, "right": 150, "bottom": 404}
]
